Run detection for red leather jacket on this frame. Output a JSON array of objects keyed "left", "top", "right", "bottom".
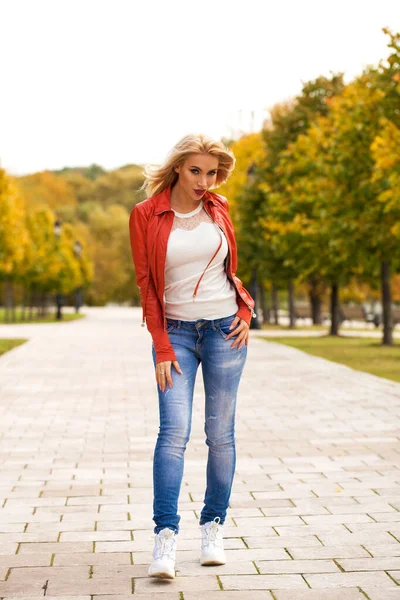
[{"left": 129, "top": 184, "right": 256, "bottom": 363}]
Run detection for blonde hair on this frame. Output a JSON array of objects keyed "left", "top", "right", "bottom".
[{"left": 138, "top": 133, "right": 236, "bottom": 198}]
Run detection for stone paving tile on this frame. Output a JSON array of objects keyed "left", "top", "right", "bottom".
[
  {"left": 59, "top": 531, "right": 132, "bottom": 541},
  {"left": 0, "top": 543, "right": 18, "bottom": 558},
  {"left": 304, "top": 571, "right": 397, "bottom": 587},
  {"left": 337, "top": 557, "right": 400, "bottom": 571},
  {"left": 174, "top": 559, "right": 258, "bottom": 576},
  {"left": 52, "top": 552, "right": 132, "bottom": 566},
  {"left": 256, "top": 559, "right": 340, "bottom": 574},
  {"left": 369, "top": 512, "right": 400, "bottom": 522},
  {"left": 45, "top": 577, "right": 134, "bottom": 596},
  {"left": 272, "top": 591, "right": 365, "bottom": 599},
  {"left": 220, "top": 573, "right": 308, "bottom": 589},
  {"left": 243, "top": 535, "right": 322, "bottom": 549},
  {"left": 363, "top": 544, "right": 400, "bottom": 557},
  {"left": 0, "top": 580, "right": 52, "bottom": 595},
  {"left": 3, "top": 597, "right": 91, "bottom": 600},
  {"left": 0, "top": 553, "right": 53, "bottom": 567},
  {"left": 134, "top": 574, "right": 221, "bottom": 592},
  {"left": 388, "top": 570, "right": 400, "bottom": 583},
  {"left": 0, "top": 306, "right": 399, "bottom": 598},
  {"left": 362, "top": 590, "right": 400, "bottom": 600},
  {"left": 18, "top": 542, "right": 94, "bottom": 554},
  {"left": 94, "top": 595, "right": 182, "bottom": 600},
  {"left": 286, "top": 545, "right": 370, "bottom": 559},
  {"left": 184, "top": 593, "right": 273, "bottom": 600}
]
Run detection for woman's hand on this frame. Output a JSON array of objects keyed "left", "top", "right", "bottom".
[
  {"left": 225, "top": 317, "right": 249, "bottom": 350},
  {"left": 156, "top": 360, "right": 182, "bottom": 392}
]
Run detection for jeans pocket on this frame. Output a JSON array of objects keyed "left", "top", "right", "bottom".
[
  {"left": 166, "top": 321, "right": 176, "bottom": 333},
  {"left": 217, "top": 315, "right": 237, "bottom": 340}
]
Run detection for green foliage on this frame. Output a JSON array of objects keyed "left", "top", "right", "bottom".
[
  {"left": 0, "top": 170, "right": 30, "bottom": 279},
  {"left": 229, "top": 27, "right": 400, "bottom": 333}
]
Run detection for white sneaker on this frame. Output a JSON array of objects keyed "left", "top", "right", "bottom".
[
  {"left": 200, "top": 516, "right": 226, "bottom": 565},
  {"left": 148, "top": 527, "right": 177, "bottom": 579}
]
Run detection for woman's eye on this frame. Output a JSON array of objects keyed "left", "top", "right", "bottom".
[{"left": 190, "top": 169, "right": 217, "bottom": 175}]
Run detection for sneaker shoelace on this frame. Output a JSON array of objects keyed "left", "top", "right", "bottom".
[
  {"left": 202, "top": 517, "right": 222, "bottom": 547},
  {"left": 154, "top": 530, "right": 176, "bottom": 560}
]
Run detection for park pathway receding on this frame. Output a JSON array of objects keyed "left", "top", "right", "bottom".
[{"left": 0, "top": 306, "right": 400, "bottom": 600}]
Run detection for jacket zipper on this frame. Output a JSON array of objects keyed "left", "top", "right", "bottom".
[
  {"left": 141, "top": 264, "right": 150, "bottom": 327},
  {"left": 192, "top": 227, "right": 223, "bottom": 300},
  {"left": 142, "top": 203, "right": 257, "bottom": 327},
  {"left": 203, "top": 206, "right": 257, "bottom": 319}
]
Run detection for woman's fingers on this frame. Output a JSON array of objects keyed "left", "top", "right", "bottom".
[
  {"left": 228, "top": 317, "right": 240, "bottom": 331},
  {"left": 172, "top": 360, "right": 183, "bottom": 375},
  {"left": 230, "top": 322, "right": 249, "bottom": 349},
  {"left": 156, "top": 361, "right": 170, "bottom": 392},
  {"left": 238, "top": 329, "right": 249, "bottom": 350},
  {"left": 156, "top": 360, "right": 182, "bottom": 391},
  {"left": 165, "top": 363, "right": 173, "bottom": 389},
  {"left": 225, "top": 318, "right": 243, "bottom": 341}
]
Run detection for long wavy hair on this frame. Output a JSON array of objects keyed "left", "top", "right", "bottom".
[{"left": 138, "top": 133, "right": 236, "bottom": 198}]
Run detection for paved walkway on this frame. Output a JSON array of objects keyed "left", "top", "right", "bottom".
[{"left": 0, "top": 307, "right": 400, "bottom": 600}]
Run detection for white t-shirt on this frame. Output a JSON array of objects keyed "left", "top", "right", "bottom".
[{"left": 164, "top": 200, "right": 238, "bottom": 321}]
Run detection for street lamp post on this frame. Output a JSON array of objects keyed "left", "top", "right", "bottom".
[
  {"left": 54, "top": 220, "right": 63, "bottom": 320},
  {"left": 73, "top": 240, "right": 83, "bottom": 313}
]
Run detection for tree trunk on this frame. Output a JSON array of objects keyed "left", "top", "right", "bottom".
[
  {"left": 5, "top": 279, "right": 13, "bottom": 323},
  {"left": 29, "top": 286, "right": 35, "bottom": 321},
  {"left": 288, "top": 280, "right": 296, "bottom": 328},
  {"left": 39, "top": 290, "right": 46, "bottom": 317},
  {"left": 309, "top": 279, "right": 322, "bottom": 325},
  {"left": 330, "top": 282, "right": 340, "bottom": 336},
  {"left": 272, "top": 281, "right": 279, "bottom": 325},
  {"left": 36, "top": 288, "right": 41, "bottom": 319},
  {"left": 249, "top": 269, "right": 260, "bottom": 329},
  {"left": 21, "top": 286, "right": 27, "bottom": 321},
  {"left": 381, "top": 260, "right": 393, "bottom": 346},
  {"left": 258, "top": 279, "right": 269, "bottom": 324}
]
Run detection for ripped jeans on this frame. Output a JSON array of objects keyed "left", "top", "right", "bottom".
[{"left": 151, "top": 313, "right": 248, "bottom": 534}]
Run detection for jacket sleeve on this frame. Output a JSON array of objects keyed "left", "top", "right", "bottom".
[
  {"left": 219, "top": 195, "right": 255, "bottom": 326},
  {"left": 129, "top": 204, "right": 177, "bottom": 363}
]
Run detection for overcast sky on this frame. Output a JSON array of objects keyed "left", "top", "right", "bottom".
[{"left": 1, "top": 0, "right": 399, "bottom": 176}]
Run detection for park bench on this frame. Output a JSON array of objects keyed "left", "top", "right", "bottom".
[
  {"left": 294, "top": 306, "right": 313, "bottom": 321},
  {"left": 365, "top": 306, "right": 400, "bottom": 327},
  {"left": 294, "top": 305, "right": 329, "bottom": 324},
  {"left": 339, "top": 305, "right": 368, "bottom": 324}
]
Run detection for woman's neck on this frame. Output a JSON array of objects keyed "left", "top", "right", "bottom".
[{"left": 170, "top": 183, "right": 202, "bottom": 214}]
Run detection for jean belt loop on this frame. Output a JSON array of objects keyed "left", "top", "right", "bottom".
[
  {"left": 177, "top": 319, "right": 181, "bottom": 330},
  {"left": 211, "top": 319, "right": 216, "bottom": 331}
]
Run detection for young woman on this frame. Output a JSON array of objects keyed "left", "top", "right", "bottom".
[{"left": 129, "top": 133, "right": 256, "bottom": 579}]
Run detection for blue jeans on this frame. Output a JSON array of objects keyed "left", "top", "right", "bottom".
[{"left": 151, "top": 313, "right": 248, "bottom": 534}]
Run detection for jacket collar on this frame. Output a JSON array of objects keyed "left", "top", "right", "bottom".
[{"left": 154, "top": 184, "right": 218, "bottom": 215}]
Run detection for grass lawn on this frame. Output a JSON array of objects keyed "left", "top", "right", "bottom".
[
  {"left": 260, "top": 334, "right": 400, "bottom": 383},
  {"left": 262, "top": 323, "right": 328, "bottom": 331},
  {"left": 261, "top": 323, "right": 384, "bottom": 333},
  {"left": 0, "top": 309, "right": 85, "bottom": 324},
  {"left": 0, "top": 339, "right": 27, "bottom": 356}
]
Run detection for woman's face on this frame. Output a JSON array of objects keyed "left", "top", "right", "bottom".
[{"left": 174, "top": 153, "right": 219, "bottom": 200}]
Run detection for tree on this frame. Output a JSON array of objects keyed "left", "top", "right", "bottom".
[
  {"left": 257, "top": 74, "right": 345, "bottom": 327},
  {"left": 0, "top": 169, "right": 30, "bottom": 320}
]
